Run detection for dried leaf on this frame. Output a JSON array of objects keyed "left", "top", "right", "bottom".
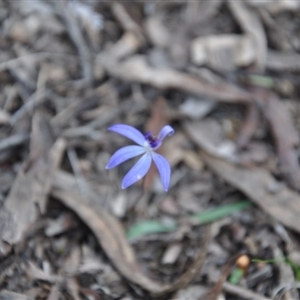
[
  {"left": 179, "top": 97, "right": 216, "bottom": 119},
  {"left": 98, "top": 54, "right": 251, "bottom": 103},
  {"left": 51, "top": 186, "right": 167, "bottom": 294},
  {"left": 51, "top": 171, "right": 210, "bottom": 296},
  {"left": 184, "top": 120, "right": 237, "bottom": 162},
  {"left": 254, "top": 89, "right": 300, "bottom": 190},
  {"left": 236, "top": 103, "right": 260, "bottom": 148},
  {"left": 229, "top": 0, "right": 267, "bottom": 70},
  {"left": 191, "top": 34, "right": 255, "bottom": 70},
  {"left": 267, "top": 50, "right": 300, "bottom": 72},
  {"left": 201, "top": 152, "right": 300, "bottom": 233},
  {"left": 0, "top": 113, "right": 66, "bottom": 257},
  {"left": 0, "top": 290, "right": 30, "bottom": 300},
  {"left": 0, "top": 110, "right": 10, "bottom": 124}
]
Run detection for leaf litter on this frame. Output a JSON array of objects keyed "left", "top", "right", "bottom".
[{"left": 1, "top": 1, "right": 300, "bottom": 299}]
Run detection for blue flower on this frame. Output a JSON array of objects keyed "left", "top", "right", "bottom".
[{"left": 106, "top": 124, "right": 175, "bottom": 191}]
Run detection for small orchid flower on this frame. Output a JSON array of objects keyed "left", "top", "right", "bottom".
[{"left": 106, "top": 124, "right": 175, "bottom": 191}]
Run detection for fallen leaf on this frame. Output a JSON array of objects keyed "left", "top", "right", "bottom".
[
  {"left": 184, "top": 120, "right": 237, "bottom": 162},
  {"left": 179, "top": 97, "right": 217, "bottom": 119},
  {"left": 0, "top": 290, "right": 30, "bottom": 300},
  {"left": 161, "top": 243, "right": 182, "bottom": 265},
  {"left": 98, "top": 54, "right": 251, "bottom": 103},
  {"left": 145, "top": 16, "right": 171, "bottom": 48},
  {"left": 191, "top": 34, "right": 255, "bottom": 70},
  {"left": 254, "top": 89, "right": 300, "bottom": 190},
  {"left": 201, "top": 151, "right": 300, "bottom": 233},
  {"left": 0, "top": 112, "right": 66, "bottom": 257},
  {"left": 267, "top": 50, "right": 300, "bottom": 72},
  {"left": 51, "top": 170, "right": 210, "bottom": 296},
  {"left": 236, "top": 103, "right": 260, "bottom": 148},
  {"left": 228, "top": 0, "right": 267, "bottom": 70},
  {"left": 51, "top": 183, "right": 168, "bottom": 294},
  {"left": 0, "top": 110, "right": 10, "bottom": 124}
]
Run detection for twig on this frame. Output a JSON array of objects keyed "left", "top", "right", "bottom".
[
  {"left": 98, "top": 55, "right": 251, "bottom": 103},
  {"left": 112, "top": 3, "right": 145, "bottom": 43},
  {"left": 0, "top": 52, "right": 79, "bottom": 73},
  {"left": 10, "top": 89, "right": 53, "bottom": 126},
  {"left": 67, "top": 148, "right": 88, "bottom": 196},
  {"left": 222, "top": 282, "right": 272, "bottom": 300},
  {"left": 0, "top": 133, "right": 30, "bottom": 152},
  {"left": 61, "top": 102, "right": 129, "bottom": 138},
  {"left": 56, "top": 1, "right": 93, "bottom": 82}
]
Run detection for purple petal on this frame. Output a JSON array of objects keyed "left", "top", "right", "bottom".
[
  {"left": 108, "top": 124, "right": 146, "bottom": 146},
  {"left": 122, "top": 153, "right": 152, "bottom": 189},
  {"left": 106, "top": 145, "right": 146, "bottom": 169},
  {"left": 152, "top": 152, "right": 171, "bottom": 191},
  {"left": 157, "top": 125, "right": 175, "bottom": 142}
]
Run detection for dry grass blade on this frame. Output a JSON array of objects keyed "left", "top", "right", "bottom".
[
  {"left": 98, "top": 55, "right": 251, "bottom": 103},
  {"left": 0, "top": 112, "right": 66, "bottom": 257},
  {"left": 201, "top": 151, "right": 300, "bottom": 233}
]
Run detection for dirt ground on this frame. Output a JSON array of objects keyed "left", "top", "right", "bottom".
[{"left": 1, "top": 1, "right": 300, "bottom": 299}]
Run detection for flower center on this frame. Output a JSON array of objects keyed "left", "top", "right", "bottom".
[{"left": 144, "top": 132, "right": 160, "bottom": 149}]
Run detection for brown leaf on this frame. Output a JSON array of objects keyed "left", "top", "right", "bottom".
[
  {"left": 254, "top": 89, "right": 300, "bottom": 190},
  {"left": 184, "top": 120, "right": 237, "bottom": 162},
  {"left": 0, "top": 290, "right": 30, "bottom": 300},
  {"left": 228, "top": 0, "right": 267, "bottom": 70},
  {"left": 51, "top": 170, "right": 210, "bottom": 296},
  {"left": 201, "top": 151, "right": 300, "bottom": 233},
  {"left": 236, "top": 103, "right": 260, "bottom": 148},
  {"left": 0, "top": 112, "right": 66, "bottom": 257},
  {"left": 98, "top": 55, "right": 251, "bottom": 103},
  {"left": 191, "top": 34, "right": 255, "bottom": 70},
  {"left": 267, "top": 50, "right": 300, "bottom": 72},
  {"left": 199, "top": 255, "right": 237, "bottom": 300},
  {"left": 51, "top": 186, "right": 167, "bottom": 294}
]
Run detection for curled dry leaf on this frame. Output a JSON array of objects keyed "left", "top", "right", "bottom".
[
  {"left": 0, "top": 112, "right": 66, "bottom": 257},
  {"left": 98, "top": 54, "right": 251, "bottom": 103},
  {"left": 191, "top": 34, "right": 255, "bottom": 70},
  {"left": 247, "top": 0, "right": 300, "bottom": 14},
  {"left": 109, "top": 32, "right": 142, "bottom": 60},
  {"left": 0, "top": 110, "right": 10, "bottom": 124},
  {"left": 254, "top": 89, "right": 300, "bottom": 190},
  {"left": 236, "top": 103, "right": 260, "bottom": 148},
  {"left": 179, "top": 97, "right": 217, "bottom": 120},
  {"left": 201, "top": 151, "right": 300, "bottom": 234},
  {"left": 51, "top": 170, "right": 210, "bottom": 296},
  {"left": 0, "top": 290, "right": 30, "bottom": 300},
  {"left": 228, "top": 0, "right": 267, "bottom": 70},
  {"left": 184, "top": 120, "right": 237, "bottom": 162},
  {"left": 145, "top": 16, "right": 171, "bottom": 48}
]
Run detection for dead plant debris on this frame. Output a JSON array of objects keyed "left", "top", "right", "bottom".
[{"left": 1, "top": 1, "right": 300, "bottom": 299}]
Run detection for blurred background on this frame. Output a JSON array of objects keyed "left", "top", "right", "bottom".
[{"left": 1, "top": 1, "right": 300, "bottom": 299}]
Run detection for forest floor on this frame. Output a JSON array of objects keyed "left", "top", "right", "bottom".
[{"left": 1, "top": 1, "right": 300, "bottom": 299}]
